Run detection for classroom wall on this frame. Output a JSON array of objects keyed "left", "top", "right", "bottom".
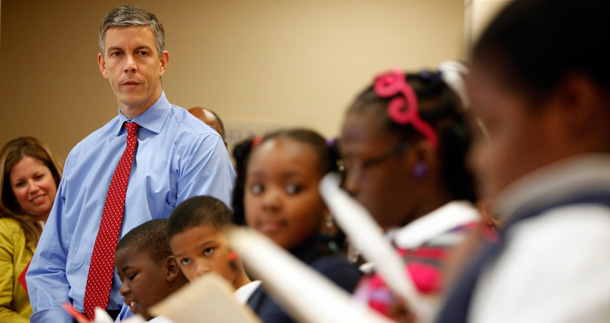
[
  {"left": 0, "top": 0, "right": 465, "bottom": 159},
  {"left": 464, "top": 0, "right": 511, "bottom": 54}
]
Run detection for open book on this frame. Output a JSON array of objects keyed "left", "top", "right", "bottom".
[{"left": 149, "top": 272, "right": 261, "bottom": 323}]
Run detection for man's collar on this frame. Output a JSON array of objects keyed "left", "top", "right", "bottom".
[{"left": 114, "top": 91, "right": 171, "bottom": 135}]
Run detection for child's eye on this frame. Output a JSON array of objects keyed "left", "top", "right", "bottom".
[
  {"left": 250, "top": 184, "right": 264, "bottom": 195},
  {"left": 180, "top": 258, "right": 191, "bottom": 266},
  {"left": 128, "top": 272, "right": 137, "bottom": 280},
  {"left": 203, "top": 247, "right": 214, "bottom": 256},
  {"left": 285, "top": 184, "right": 302, "bottom": 195}
]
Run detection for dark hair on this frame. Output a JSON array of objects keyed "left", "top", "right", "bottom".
[
  {"left": 349, "top": 71, "right": 476, "bottom": 202},
  {"left": 473, "top": 0, "right": 610, "bottom": 103},
  {"left": 0, "top": 137, "right": 63, "bottom": 247},
  {"left": 258, "top": 128, "right": 340, "bottom": 175},
  {"left": 231, "top": 137, "right": 257, "bottom": 226},
  {"left": 116, "top": 219, "right": 171, "bottom": 264},
  {"left": 167, "top": 196, "right": 232, "bottom": 239}
]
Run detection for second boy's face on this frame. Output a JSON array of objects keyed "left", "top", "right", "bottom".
[
  {"left": 169, "top": 226, "right": 237, "bottom": 285},
  {"left": 114, "top": 247, "right": 169, "bottom": 320}
]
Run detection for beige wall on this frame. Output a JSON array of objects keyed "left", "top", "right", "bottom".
[
  {"left": 463, "top": 0, "right": 511, "bottom": 54},
  {"left": 1, "top": 0, "right": 465, "bottom": 159}
]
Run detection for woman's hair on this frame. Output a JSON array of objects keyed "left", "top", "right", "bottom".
[
  {"left": 349, "top": 69, "right": 476, "bottom": 202},
  {"left": 0, "top": 137, "right": 63, "bottom": 247},
  {"left": 472, "top": 0, "right": 610, "bottom": 104}
]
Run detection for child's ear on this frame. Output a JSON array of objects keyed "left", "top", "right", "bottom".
[
  {"left": 553, "top": 73, "right": 604, "bottom": 136},
  {"left": 165, "top": 256, "right": 181, "bottom": 283},
  {"left": 404, "top": 140, "right": 436, "bottom": 180}
]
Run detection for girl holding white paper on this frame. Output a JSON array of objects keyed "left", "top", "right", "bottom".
[
  {"left": 339, "top": 65, "right": 485, "bottom": 319},
  {"left": 244, "top": 129, "right": 362, "bottom": 323}
]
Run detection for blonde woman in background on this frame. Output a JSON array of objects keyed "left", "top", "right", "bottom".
[{"left": 0, "top": 137, "right": 63, "bottom": 322}]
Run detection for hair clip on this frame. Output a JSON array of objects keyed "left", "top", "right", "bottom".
[
  {"left": 439, "top": 61, "right": 469, "bottom": 108},
  {"left": 228, "top": 251, "right": 239, "bottom": 271},
  {"left": 418, "top": 69, "right": 442, "bottom": 84},
  {"left": 374, "top": 70, "right": 438, "bottom": 149},
  {"left": 228, "top": 251, "right": 238, "bottom": 262},
  {"left": 251, "top": 136, "right": 263, "bottom": 148}
]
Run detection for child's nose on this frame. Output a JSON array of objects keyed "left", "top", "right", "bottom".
[
  {"left": 262, "top": 188, "right": 282, "bottom": 211},
  {"left": 119, "top": 283, "right": 131, "bottom": 297},
  {"left": 342, "top": 172, "right": 360, "bottom": 197},
  {"left": 195, "top": 260, "right": 211, "bottom": 277}
]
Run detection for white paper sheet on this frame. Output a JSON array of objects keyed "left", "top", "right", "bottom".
[
  {"left": 228, "top": 228, "right": 394, "bottom": 323},
  {"left": 319, "top": 173, "right": 428, "bottom": 320},
  {"left": 149, "top": 272, "right": 261, "bottom": 323}
]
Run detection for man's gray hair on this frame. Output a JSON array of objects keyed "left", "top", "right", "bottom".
[{"left": 99, "top": 5, "right": 165, "bottom": 57}]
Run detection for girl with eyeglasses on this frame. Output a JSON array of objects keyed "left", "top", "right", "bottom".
[{"left": 339, "top": 63, "right": 485, "bottom": 320}]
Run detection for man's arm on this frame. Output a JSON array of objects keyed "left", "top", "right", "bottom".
[
  {"left": 26, "top": 171, "right": 73, "bottom": 323},
  {"left": 176, "top": 133, "right": 235, "bottom": 206}
]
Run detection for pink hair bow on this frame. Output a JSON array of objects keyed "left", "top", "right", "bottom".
[{"left": 374, "top": 70, "right": 438, "bottom": 149}]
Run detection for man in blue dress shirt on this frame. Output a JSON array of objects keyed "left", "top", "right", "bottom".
[{"left": 26, "top": 5, "right": 236, "bottom": 322}]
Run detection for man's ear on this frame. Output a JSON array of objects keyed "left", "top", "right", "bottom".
[
  {"left": 165, "top": 256, "right": 181, "bottom": 283},
  {"left": 98, "top": 53, "right": 109, "bottom": 79},
  {"left": 159, "top": 50, "right": 170, "bottom": 77}
]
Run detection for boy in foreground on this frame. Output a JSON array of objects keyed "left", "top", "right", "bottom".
[{"left": 115, "top": 219, "right": 188, "bottom": 321}]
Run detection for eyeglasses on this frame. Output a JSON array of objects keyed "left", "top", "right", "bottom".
[{"left": 344, "top": 143, "right": 410, "bottom": 181}]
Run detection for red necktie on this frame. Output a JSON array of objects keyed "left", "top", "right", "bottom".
[{"left": 84, "top": 122, "right": 139, "bottom": 320}]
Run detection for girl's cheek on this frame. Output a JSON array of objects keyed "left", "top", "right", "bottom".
[{"left": 469, "top": 140, "right": 486, "bottom": 176}]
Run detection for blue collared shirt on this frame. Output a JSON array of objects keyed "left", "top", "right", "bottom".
[{"left": 27, "top": 92, "right": 236, "bottom": 322}]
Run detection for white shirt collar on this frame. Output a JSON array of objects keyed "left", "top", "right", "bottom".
[
  {"left": 496, "top": 154, "right": 610, "bottom": 220},
  {"left": 233, "top": 280, "right": 262, "bottom": 304},
  {"left": 389, "top": 201, "right": 480, "bottom": 249}
]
